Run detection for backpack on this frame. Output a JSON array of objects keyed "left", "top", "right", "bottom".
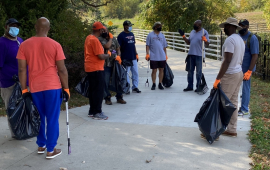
[{"left": 246, "top": 32, "right": 262, "bottom": 57}]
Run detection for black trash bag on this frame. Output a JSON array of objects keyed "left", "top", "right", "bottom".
[
  {"left": 194, "top": 88, "right": 216, "bottom": 122},
  {"left": 194, "top": 85, "right": 236, "bottom": 144},
  {"left": 162, "top": 62, "right": 174, "bottom": 87},
  {"left": 110, "top": 62, "right": 130, "bottom": 94},
  {"left": 219, "top": 88, "right": 236, "bottom": 126},
  {"left": 75, "top": 76, "right": 89, "bottom": 98},
  {"left": 185, "top": 55, "right": 190, "bottom": 71},
  {"left": 196, "top": 73, "right": 209, "bottom": 95},
  {"left": 7, "top": 76, "right": 40, "bottom": 140},
  {"left": 122, "top": 59, "right": 133, "bottom": 68}
]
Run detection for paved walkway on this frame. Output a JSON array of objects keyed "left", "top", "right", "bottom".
[{"left": 0, "top": 41, "right": 251, "bottom": 170}]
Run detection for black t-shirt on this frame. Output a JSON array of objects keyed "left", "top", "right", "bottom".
[{"left": 117, "top": 31, "right": 136, "bottom": 60}]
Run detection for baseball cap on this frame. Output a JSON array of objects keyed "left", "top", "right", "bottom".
[
  {"left": 92, "top": 22, "right": 106, "bottom": 30},
  {"left": 5, "top": 18, "right": 21, "bottom": 26},
  {"left": 123, "top": 20, "right": 134, "bottom": 26},
  {"left": 152, "top": 22, "right": 162, "bottom": 29},
  {"left": 239, "top": 19, "right": 249, "bottom": 26}
]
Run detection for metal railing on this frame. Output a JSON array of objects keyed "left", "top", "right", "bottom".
[{"left": 115, "top": 29, "right": 223, "bottom": 60}]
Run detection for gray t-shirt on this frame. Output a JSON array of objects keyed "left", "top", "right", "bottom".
[
  {"left": 188, "top": 29, "right": 210, "bottom": 56},
  {"left": 146, "top": 31, "right": 168, "bottom": 61},
  {"left": 222, "top": 34, "right": 245, "bottom": 74}
]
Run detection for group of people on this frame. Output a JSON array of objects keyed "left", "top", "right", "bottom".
[
  {"left": 0, "top": 16, "right": 258, "bottom": 158},
  {"left": 178, "top": 17, "right": 258, "bottom": 139}
]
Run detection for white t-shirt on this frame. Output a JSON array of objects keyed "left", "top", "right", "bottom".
[{"left": 222, "top": 34, "right": 245, "bottom": 74}]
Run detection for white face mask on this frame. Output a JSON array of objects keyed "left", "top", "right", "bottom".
[{"left": 9, "top": 27, "right": 20, "bottom": 37}]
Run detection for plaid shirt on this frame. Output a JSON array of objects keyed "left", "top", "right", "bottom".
[{"left": 98, "top": 36, "right": 120, "bottom": 67}]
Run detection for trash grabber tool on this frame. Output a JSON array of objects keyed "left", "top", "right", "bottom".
[
  {"left": 65, "top": 102, "right": 71, "bottom": 154},
  {"left": 145, "top": 61, "right": 150, "bottom": 87}
]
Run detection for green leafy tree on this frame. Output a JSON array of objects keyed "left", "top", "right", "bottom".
[
  {"left": 263, "top": 0, "right": 270, "bottom": 29},
  {"left": 139, "top": 0, "right": 235, "bottom": 34},
  {"left": 101, "top": 0, "right": 141, "bottom": 19}
]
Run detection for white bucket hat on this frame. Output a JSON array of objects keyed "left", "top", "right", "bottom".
[{"left": 219, "top": 17, "right": 242, "bottom": 30}]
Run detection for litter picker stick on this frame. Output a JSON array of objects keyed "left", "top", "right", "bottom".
[
  {"left": 65, "top": 102, "right": 71, "bottom": 155},
  {"left": 145, "top": 61, "right": 149, "bottom": 87},
  {"left": 121, "top": 65, "right": 132, "bottom": 93},
  {"left": 202, "top": 29, "right": 205, "bottom": 70},
  {"left": 121, "top": 65, "right": 132, "bottom": 79}
]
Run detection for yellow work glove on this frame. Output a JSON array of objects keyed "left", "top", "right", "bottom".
[
  {"left": 213, "top": 79, "right": 220, "bottom": 89},
  {"left": 115, "top": 55, "right": 122, "bottom": 65},
  {"left": 243, "top": 70, "right": 252, "bottom": 81},
  {"left": 145, "top": 54, "right": 150, "bottom": 61}
]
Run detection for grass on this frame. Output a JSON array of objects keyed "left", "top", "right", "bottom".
[
  {"left": 234, "top": 11, "right": 265, "bottom": 23},
  {"left": 104, "top": 16, "right": 141, "bottom": 29},
  {"left": 249, "top": 76, "right": 270, "bottom": 169}
]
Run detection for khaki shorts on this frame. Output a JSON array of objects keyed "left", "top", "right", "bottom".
[{"left": 1, "top": 84, "right": 15, "bottom": 109}]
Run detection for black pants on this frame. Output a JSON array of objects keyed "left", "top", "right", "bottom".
[{"left": 87, "top": 71, "right": 105, "bottom": 115}]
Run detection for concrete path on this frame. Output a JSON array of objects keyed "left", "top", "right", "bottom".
[{"left": 0, "top": 41, "right": 251, "bottom": 170}]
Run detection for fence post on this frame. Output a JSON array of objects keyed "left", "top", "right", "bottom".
[
  {"left": 173, "top": 33, "right": 175, "bottom": 50},
  {"left": 216, "top": 36, "right": 219, "bottom": 60},
  {"left": 263, "top": 40, "right": 267, "bottom": 80}
]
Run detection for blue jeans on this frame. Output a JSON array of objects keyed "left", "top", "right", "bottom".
[
  {"left": 31, "top": 89, "right": 62, "bottom": 152},
  {"left": 187, "top": 55, "right": 202, "bottom": 89},
  {"left": 104, "top": 67, "right": 122, "bottom": 99},
  {"left": 241, "top": 78, "right": 251, "bottom": 112},
  {"left": 126, "top": 59, "right": 139, "bottom": 90}
]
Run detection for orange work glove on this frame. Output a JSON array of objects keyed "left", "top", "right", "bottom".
[
  {"left": 136, "top": 54, "right": 139, "bottom": 60},
  {"left": 109, "top": 32, "right": 113, "bottom": 39},
  {"left": 243, "top": 70, "right": 252, "bottom": 81},
  {"left": 145, "top": 54, "right": 150, "bottom": 61},
  {"left": 115, "top": 55, "right": 122, "bottom": 65},
  {"left": 166, "top": 55, "right": 168, "bottom": 60},
  {"left": 63, "top": 89, "right": 70, "bottom": 102},
  {"left": 213, "top": 79, "right": 220, "bottom": 89},
  {"left": 202, "top": 36, "right": 207, "bottom": 42},
  {"left": 22, "top": 89, "right": 29, "bottom": 94},
  {"left": 107, "top": 50, "right": 111, "bottom": 57}
]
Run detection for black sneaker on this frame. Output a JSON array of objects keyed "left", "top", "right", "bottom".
[
  {"left": 125, "top": 91, "right": 130, "bottom": 95},
  {"left": 158, "top": 83, "right": 164, "bottom": 90},
  {"left": 151, "top": 83, "right": 156, "bottom": 90},
  {"left": 183, "top": 87, "right": 193, "bottom": 92},
  {"left": 194, "top": 89, "right": 198, "bottom": 92},
  {"left": 132, "top": 88, "right": 141, "bottom": 93}
]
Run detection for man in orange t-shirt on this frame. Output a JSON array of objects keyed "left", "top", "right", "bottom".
[
  {"left": 17, "top": 17, "right": 69, "bottom": 159},
  {"left": 84, "top": 22, "right": 110, "bottom": 120}
]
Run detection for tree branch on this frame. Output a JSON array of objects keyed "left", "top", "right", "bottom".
[
  {"left": 70, "top": 0, "right": 76, "bottom": 6},
  {"left": 81, "top": 0, "right": 116, "bottom": 8}
]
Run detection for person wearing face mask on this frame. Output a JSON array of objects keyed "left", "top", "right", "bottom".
[
  {"left": 0, "top": 18, "right": 23, "bottom": 137},
  {"left": 98, "top": 27, "right": 126, "bottom": 105},
  {"left": 84, "top": 22, "right": 111, "bottom": 120},
  {"left": 117, "top": 20, "right": 141, "bottom": 94},
  {"left": 213, "top": 17, "right": 245, "bottom": 138},
  {"left": 145, "top": 22, "right": 168, "bottom": 90},
  {"left": 178, "top": 20, "right": 210, "bottom": 92},
  {"left": 238, "top": 19, "right": 259, "bottom": 116}
]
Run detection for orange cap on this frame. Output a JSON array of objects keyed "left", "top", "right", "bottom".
[{"left": 93, "top": 22, "right": 106, "bottom": 30}]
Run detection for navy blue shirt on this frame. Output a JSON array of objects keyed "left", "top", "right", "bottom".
[
  {"left": 117, "top": 31, "right": 136, "bottom": 60},
  {"left": 239, "top": 31, "right": 259, "bottom": 73}
]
